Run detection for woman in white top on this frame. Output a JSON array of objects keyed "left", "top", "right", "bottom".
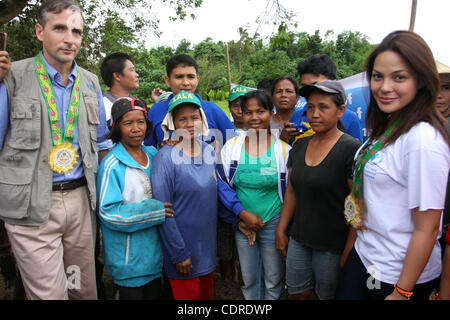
[{"left": 336, "top": 31, "right": 450, "bottom": 300}]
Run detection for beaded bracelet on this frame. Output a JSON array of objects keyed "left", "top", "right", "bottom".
[{"left": 394, "top": 284, "right": 413, "bottom": 299}]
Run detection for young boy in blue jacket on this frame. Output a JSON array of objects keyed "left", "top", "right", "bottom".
[{"left": 144, "top": 54, "right": 236, "bottom": 149}]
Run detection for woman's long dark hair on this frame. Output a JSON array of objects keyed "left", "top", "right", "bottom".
[{"left": 365, "top": 30, "right": 449, "bottom": 145}]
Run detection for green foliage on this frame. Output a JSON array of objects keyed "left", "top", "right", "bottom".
[
  {"left": 159, "top": 27, "right": 372, "bottom": 102},
  {"left": 193, "top": 38, "right": 225, "bottom": 63},
  {"left": 175, "top": 39, "right": 192, "bottom": 55},
  {"left": 240, "top": 48, "right": 296, "bottom": 86},
  {"left": 2, "top": 4, "right": 41, "bottom": 61},
  {"left": 1, "top": 1, "right": 374, "bottom": 103},
  {"left": 1, "top": 0, "right": 202, "bottom": 68},
  {"left": 332, "top": 30, "right": 374, "bottom": 78}
]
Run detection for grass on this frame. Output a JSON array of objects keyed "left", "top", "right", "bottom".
[{"left": 213, "top": 100, "right": 230, "bottom": 117}]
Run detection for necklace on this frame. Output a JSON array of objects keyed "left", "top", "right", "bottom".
[
  {"left": 344, "top": 119, "right": 400, "bottom": 228},
  {"left": 35, "top": 51, "right": 81, "bottom": 174}
]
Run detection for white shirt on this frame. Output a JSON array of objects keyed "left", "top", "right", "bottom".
[
  {"left": 355, "top": 122, "right": 449, "bottom": 284},
  {"left": 103, "top": 95, "right": 114, "bottom": 124}
]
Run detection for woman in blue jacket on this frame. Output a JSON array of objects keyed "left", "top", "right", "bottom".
[{"left": 97, "top": 97, "right": 173, "bottom": 300}]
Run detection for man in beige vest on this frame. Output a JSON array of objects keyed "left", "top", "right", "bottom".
[{"left": 0, "top": 0, "right": 112, "bottom": 299}]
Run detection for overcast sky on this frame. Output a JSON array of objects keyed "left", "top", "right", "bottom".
[{"left": 146, "top": 0, "right": 450, "bottom": 66}]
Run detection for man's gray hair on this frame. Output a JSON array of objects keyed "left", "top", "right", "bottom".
[{"left": 37, "top": 0, "right": 84, "bottom": 26}]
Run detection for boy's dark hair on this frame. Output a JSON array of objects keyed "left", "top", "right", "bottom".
[
  {"left": 166, "top": 54, "right": 199, "bottom": 77},
  {"left": 240, "top": 90, "right": 274, "bottom": 114},
  {"left": 297, "top": 54, "right": 337, "bottom": 80},
  {"left": 257, "top": 78, "right": 275, "bottom": 95},
  {"left": 100, "top": 52, "right": 133, "bottom": 88},
  {"left": 38, "top": 0, "right": 83, "bottom": 26}
]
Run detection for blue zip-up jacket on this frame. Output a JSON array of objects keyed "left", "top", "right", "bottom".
[
  {"left": 144, "top": 93, "right": 236, "bottom": 148},
  {"left": 97, "top": 142, "right": 166, "bottom": 287}
]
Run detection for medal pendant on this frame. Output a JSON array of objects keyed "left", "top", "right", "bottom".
[
  {"left": 344, "top": 193, "right": 363, "bottom": 228},
  {"left": 48, "top": 144, "right": 79, "bottom": 174}
]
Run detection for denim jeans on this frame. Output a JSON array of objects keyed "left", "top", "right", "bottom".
[
  {"left": 235, "top": 214, "right": 284, "bottom": 300},
  {"left": 286, "top": 237, "right": 341, "bottom": 300}
]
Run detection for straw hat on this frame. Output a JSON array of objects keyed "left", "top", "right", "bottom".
[{"left": 436, "top": 60, "right": 450, "bottom": 82}]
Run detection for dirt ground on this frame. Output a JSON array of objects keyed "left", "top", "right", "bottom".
[{"left": 0, "top": 259, "right": 244, "bottom": 300}]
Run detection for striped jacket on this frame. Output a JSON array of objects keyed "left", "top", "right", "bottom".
[{"left": 96, "top": 142, "right": 166, "bottom": 286}]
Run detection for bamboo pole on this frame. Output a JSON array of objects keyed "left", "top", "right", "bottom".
[
  {"left": 409, "top": 0, "right": 418, "bottom": 32},
  {"left": 225, "top": 43, "right": 232, "bottom": 90}
]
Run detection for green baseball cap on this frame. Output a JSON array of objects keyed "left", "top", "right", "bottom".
[
  {"left": 168, "top": 91, "right": 202, "bottom": 113},
  {"left": 228, "top": 85, "right": 249, "bottom": 102}
]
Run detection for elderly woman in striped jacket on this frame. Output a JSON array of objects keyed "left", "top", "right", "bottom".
[{"left": 96, "top": 97, "right": 173, "bottom": 300}]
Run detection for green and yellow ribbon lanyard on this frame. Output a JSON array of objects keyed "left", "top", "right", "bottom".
[
  {"left": 344, "top": 119, "right": 400, "bottom": 228},
  {"left": 34, "top": 51, "right": 81, "bottom": 174}
]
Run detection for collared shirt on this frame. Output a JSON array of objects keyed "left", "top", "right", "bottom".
[{"left": 0, "top": 55, "right": 112, "bottom": 182}]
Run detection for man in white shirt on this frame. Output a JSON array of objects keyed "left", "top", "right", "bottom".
[{"left": 100, "top": 52, "right": 139, "bottom": 127}]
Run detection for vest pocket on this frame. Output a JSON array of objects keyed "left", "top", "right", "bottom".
[
  {"left": 84, "top": 96, "right": 100, "bottom": 154},
  {"left": 0, "top": 167, "right": 33, "bottom": 219},
  {"left": 90, "top": 129, "right": 99, "bottom": 153},
  {"left": 9, "top": 98, "right": 41, "bottom": 150},
  {"left": 84, "top": 94, "right": 100, "bottom": 125}
]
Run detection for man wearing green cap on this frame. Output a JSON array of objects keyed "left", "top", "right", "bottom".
[{"left": 228, "top": 85, "right": 248, "bottom": 131}]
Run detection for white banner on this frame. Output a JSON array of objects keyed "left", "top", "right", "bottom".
[{"left": 339, "top": 72, "right": 370, "bottom": 140}]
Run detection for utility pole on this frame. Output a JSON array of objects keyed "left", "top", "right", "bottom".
[
  {"left": 409, "top": 0, "right": 418, "bottom": 32},
  {"left": 225, "top": 43, "right": 232, "bottom": 90}
]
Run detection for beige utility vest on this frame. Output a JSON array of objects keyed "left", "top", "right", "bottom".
[{"left": 0, "top": 57, "right": 100, "bottom": 226}]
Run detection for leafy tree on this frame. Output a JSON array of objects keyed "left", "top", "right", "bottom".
[
  {"left": 193, "top": 38, "right": 226, "bottom": 64},
  {"left": 175, "top": 39, "right": 192, "bottom": 55},
  {"left": 306, "top": 30, "right": 323, "bottom": 55},
  {"left": 332, "top": 30, "right": 374, "bottom": 78},
  {"left": 0, "top": 0, "right": 29, "bottom": 25},
  {"left": 0, "top": 0, "right": 203, "bottom": 67},
  {"left": 0, "top": 0, "right": 375, "bottom": 102},
  {"left": 241, "top": 48, "right": 295, "bottom": 87},
  {"left": 269, "top": 24, "right": 295, "bottom": 55},
  {"left": 228, "top": 28, "right": 259, "bottom": 75}
]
